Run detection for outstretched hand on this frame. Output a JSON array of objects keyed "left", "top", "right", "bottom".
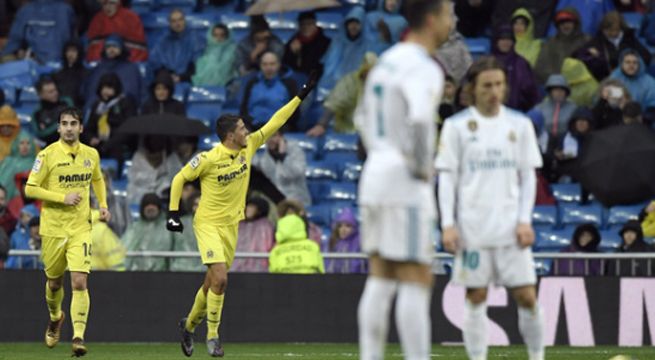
[{"left": 297, "top": 70, "right": 319, "bottom": 100}]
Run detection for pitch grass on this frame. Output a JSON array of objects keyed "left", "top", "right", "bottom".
[{"left": 0, "top": 343, "right": 651, "bottom": 360}]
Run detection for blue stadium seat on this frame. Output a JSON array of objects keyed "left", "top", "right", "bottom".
[
  {"left": 323, "top": 151, "right": 360, "bottom": 163},
  {"left": 623, "top": 12, "right": 643, "bottom": 30},
  {"left": 532, "top": 205, "right": 558, "bottom": 227},
  {"left": 464, "top": 37, "right": 490, "bottom": 58},
  {"left": 157, "top": 0, "right": 196, "bottom": 11},
  {"left": 112, "top": 178, "right": 128, "bottom": 197},
  {"left": 306, "top": 204, "right": 331, "bottom": 227},
  {"left": 305, "top": 160, "right": 339, "bottom": 181},
  {"left": 100, "top": 158, "right": 119, "bottom": 176},
  {"left": 188, "top": 106, "right": 221, "bottom": 129},
  {"left": 321, "top": 181, "right": 357, "bottom": 204},
  {"left": 37, "top": 61, "right": 62, "bottom": 75},
  {"left": 316, "top": 11, "right": 342, "bottom": 33},
  {"left": 129, "top": 203, "right": 141, "bottom": 221},
  {"left": 16, "top": 111, "right": 32, "bottom": 128},
  {"left": 188, "top": 85, "right": 226, "bottom": 103},
  {"left": 130, "top": 0, "right": 153, "bottom": 14},
  {"left": 534, "top": 228, "right": 571, "bottom": 252},
  {"left": 285, "top": 132, "right": 319, "bottom": 158},
  {"left": 599, "top": 230, "right": 622, "bottom": 252},
  {"left": 220, "top": 13, "right": 250, "bottom": 40},
  {"left": 551, "top": 183, "right": 582, "bottom": 203},
  {"left": 341, "top": 162, "right": 362, "bottom": 182},
  {"left": 2, "top": 87, "right": 16, "bottom": 105},
  {"left": 18, "top": 86, "right": 39, "bottom": 105},
  {"left": 187, "top": 86, "right": 226, "bottom": 128},
  {"left": 534, "top": 259, "right": 553, "bottom": 276},
  {"left": 121, "top": 160, "right": 132, "bottom": 179},
  {"left": 0, "top": 60, "right": 38, "bottom": 89},
  {"left": 560, "top": 203, "right": 604, "bottom": 226},
  {"left": 607, "top": 204, "right": 643, "bottom": 226},
  {"left": 323, "top": 133, "right": 358, "bottom": 152},
  {"left": 198, "top": 133, "right": 220, "bottom": 151}
]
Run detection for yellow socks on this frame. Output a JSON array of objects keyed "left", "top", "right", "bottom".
[
  {"left": 206, "top": 290, "right": 225, "bottom": 340},
  {"left": 71, "top": 290, "right": 90, "bottom": 340},
  {"left": 185, "top": 287, "right": 207, "bottom": 333},
  {"left": 45, "top": 282, "right": 64, "bottom": 322}
]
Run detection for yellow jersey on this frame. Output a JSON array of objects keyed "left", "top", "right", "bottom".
[
  {"left": 26, "top": 140, "right": 106, "bottom": 237},
  {"left": 170, "top": 97, "right": 301, "bottom": 225}
]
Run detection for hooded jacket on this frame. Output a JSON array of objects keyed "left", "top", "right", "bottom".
[
  {"left": 269, "top": 214, "right": 324, "bottom": 274},
  {"left": 83, "top": 35, "right": 143, "bottom": 106},
  {"left": 365, "top": 0, "right": 407, "bottom": 53},
  {"left": 1, "top": 0, "right": 75, "bottom": 63},
  {"left": 0, "top": 132, "right": 38, "bottom": 200},
  {"left": 607, "top": 220, "right": 654, "bottom": 276},
  {"left": 0, "top": 105, "right": 20, "bottom": 162},
  {"left": 554, "top": 223, "right": 603, "bottom": 275},
  {"left": 561, "top": 57, "right": 599, "bottom": 107},
  {"left": 232, "top": 197, "right": 275, "bottom": 272},
  {"left": 319, "top": 6, "right": 371, "bottom": 90},
  {"left": 641, "top": 201, "right": 655, "bottom": 238},
  {"left": 534, "top": 75, "right": 577, "bottom": 138},
  {"left": 535, "top": 8, "right": 590, "bottom": 84},
  {"left": 149, "top": 27, "right": 205, "bottom": 81},
  {"left": 140, "top": 71, "right": 186, "bottom": 115},
  {"left": 548, "top": 0, "right": 615, "bottom": 36},
  {"left": 192, "top": 27, "right": 238, "bottom": 86},
  {"left": 234, "top": 19, "right": 285, "bottom": 74},
  {"left": 240, "top": 69, "right": 298, "bottom": 129},
  {"left": 86, "top": 3, "right": 148, "bottom": 62},
  {"left": 512, "top": 8, "right": 542, "bottom": 67},
  {"left": 559, "top": 106, "right": 595, "bottom": 158},
  {"left": 53, "top": 40, "right": 88, "bottom": 106},
  {"left": 31, "top": 92, "right": 73, "bottom": 145},
  {"left": 85, "top": 72, "right": 137, "bottom": 147},
  {"left": 5, "top": 204, "right": 41, "bottom": 269},
  {"left": 609, "top": 49, "right": 655, "bottom": 110},
  {"left": 122, "top": 194, "right": 173, "bottom": 271},
  {"left": 325, "top": 208, "right": 366, "bottom": 274}
]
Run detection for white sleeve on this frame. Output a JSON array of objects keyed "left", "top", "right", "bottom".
[
  {"left": 438, "top": 171, "right": 457, "bottom": 228},
  {"left": 518, "top": 169, "right": 537, "bottom": 224},
  {"left": 399, "top": 69, "right": 443, "bottom": 126},
  {"left": 435, "top": 120, "right": 459, "bottom": 172},
  {"left": 519, "top": 118, "right": 543, "bottom": 169}
]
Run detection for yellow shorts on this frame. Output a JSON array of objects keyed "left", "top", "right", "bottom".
[
  {"left": 41, "top": 232, "right": 92, "bottom": 279},
  {"left": 193, "top": 221, "right": 238, "bottom": 268}
]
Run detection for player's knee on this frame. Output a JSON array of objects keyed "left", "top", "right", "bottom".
[
  {"left": 210, "top": 273, "right": 228, "bottom": 294},
  {"left": 70, "top": 273, "right": 88, "bottom": 291},
  {"left": 515, "top": 292, "right": 537, "bottom": 308},
  {"left": 466, "top": 289, "right": 488, "bottom": 305},
  {"left": 48, "top": 277, "right": 64, "bottom": 291}
]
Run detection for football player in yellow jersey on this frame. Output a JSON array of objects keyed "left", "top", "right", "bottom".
[
  {"left": 167, "top": 73, "right": 317, "bottom": 357},
  {"left": 25, "top": 107, "right": 111, "bottom": 357}
]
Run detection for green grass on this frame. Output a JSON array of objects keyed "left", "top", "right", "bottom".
[{"left": 0, "top": 343, "right": 651, "bottom": 359}]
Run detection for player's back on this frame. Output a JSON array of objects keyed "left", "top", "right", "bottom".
[{"left": 357, "top": 42, "right": 443, "bottom": 207}]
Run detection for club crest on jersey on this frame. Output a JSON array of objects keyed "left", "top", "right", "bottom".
[
  {"left": 83, "top": 159, "right": 91, "bottom": 168},
  {"left": 32, "top": 158, "right": 42, "bottom": 173},
  {"left": 508, "top": 131, "right": 517, "bottom": 143},
  {"left": 467, "top": 119, "right": 478, "bottom": 132},
  {"left": 207, "top": 250, "right": 214, "bottom": 258},
  {"left": 239, "top": 155, "right": 246, "bottom": 164},
  {"left": 189, "top": 155, "right": 201, "bottom": 169}
]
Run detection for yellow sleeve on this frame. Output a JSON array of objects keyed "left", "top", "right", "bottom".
[
  {"left": 169, "top": 152, "right": 208, "bottom": 211},
  {"left": 91, "top": 152, "right": 108, "bottom": 208},
  {"left": 25, "top": 151, "right": 66, "bottom": 204},
  {"left": 248, "top": 97, "right": 302, "bottom": 153}
]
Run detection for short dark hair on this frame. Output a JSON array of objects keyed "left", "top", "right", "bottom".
[
  {"left": 216, "top": 114, "right": 241, "bottom": 140},
  {"left": 212, "top": 23, "right": 230, "bottom": 37},
  {"left": 36, "top": 76, "right": 57, "bottom": 93},
  {"left": 404, "top": 0, "right": 445, "bottom": 29},
  {"left": 58, "top": 106, "right": 83, "bottom": 123}
]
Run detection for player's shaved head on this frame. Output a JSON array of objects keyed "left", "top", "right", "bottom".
[{"left": 404, "top": 0, "right": 448, "bottom": 29}]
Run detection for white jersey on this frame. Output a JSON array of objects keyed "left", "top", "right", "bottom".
[
  {"left": 435, "top": 106, "right": 542, "bottom": 248},
  {"left": 356, "top": 42, "right": 444, "bottom": 212}
]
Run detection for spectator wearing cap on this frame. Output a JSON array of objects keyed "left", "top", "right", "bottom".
[
  {"left": 607, "top": 220, "right": 655, "bottom": 276},
  {"left": 53, "top": 41, "right": 88, "bottom": 107},
  {"left": 192, "top": 24, "right": 238, "bottom": 87},
  {"left": 252, "top": 129, "right": 311, "bottom": 206},
  {"left": 140, "top": 71, "right": 186, "bottom": 116},
  {"left": 83, "top": 34, "right": 144, "bottom": 106},
  {"left": 533, "top": 74, "right": 577, "bottom": 142},
  {"left": 548, "top": 0, "right": 614, "bottom": 37},
  {"left": 575, "top": 11, "right": 652, "bottom": 82},
  {"left": 491, "top": 24, "right": 539, "bottom": 112},
  {"left": 235, "top": 16, "right": 285, "bottom": 76},
  {"left": 86, "top": 0, "right": 148, "bottom": 62},
  {"left": 31, "top": 76, "right": 74, "bottom": 145},
  {"left": 149, "top": 9, "right": 205, "bottom": 83},
  {"left": 0, "top": 0, "right": 75, "bottom": 63},
  {"left": 365, "top": 0, "right": 407, "bottom": 54},
  {"left": 534, "top": 8, "right": 589, "bottom": 84},
  {"left": 609, "top": 49, "right": 655, "bottom": 120},
  {"left": 282, "top": 11, "right": 331, "bottom": 77},
  {"left": 511, "top": 8, "right": 541, "bottom": 67},
  {"left": 122, "top": 193, "right": 173, "bottom": 271}
]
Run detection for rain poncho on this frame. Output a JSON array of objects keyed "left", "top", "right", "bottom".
[
  {"left": 232, "top": 197, "right": 275, "bottom": 272},
  {"left": 0, "top": 105, "right": 20, "bottom": 162},
  {"left": 149, "top": 28, "right": 205, "bottom": 81},
  {"left": 561, "top": 57, "right": 599, "bottom": 107},
  {"left": 512, "top": 8, "right": 542, "bottom": 67},
  {"left": 365, "top": 0, "right": 407, "bottom": 54},
  {"left": 192, "top": 27, "right": 238, "bottom": 87},
  {"left": 435, "top": 29, "right": 473, "bottom": 84},
  {"left": 170, "top": 215, "right": 203, "bottom": 272},
  {"left": 0, "top": 132, "right": 38, "bottom": 200},
  {"left": 122, "top": 209, "right": 173, "bottom": 271},
  {"left": 325, "top": 208, "right": 366, "bottom": 274},
  {"left": 90, "top": 209, "right": 125, "bottom": 271},
  {"left": 609, "top": 49, "right": 655, "bottom": 110}
]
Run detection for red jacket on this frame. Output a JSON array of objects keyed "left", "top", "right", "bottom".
[{"left": 86, "top": 6, "right": 148, "bottom": 62}]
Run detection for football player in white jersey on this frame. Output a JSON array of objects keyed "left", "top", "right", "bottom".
[
  {"left": 435, "top": 57, "right": 545, "bottom": 360},
  {"left": 355, "top": 1, "right": 453, "bottom": 359}
]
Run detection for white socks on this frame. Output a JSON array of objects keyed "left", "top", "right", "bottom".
[
  {"left": 463, "top": 300, "right": 488, "bottom": 360},
  {"left": 518, "top": 306, "right": 545, "bottom": 360},
  {"left": 395, "top": 282, "right": 432, "bottom": 360},
  {"left": 358, "top": 277, "right": 398, "bottom": 360}
]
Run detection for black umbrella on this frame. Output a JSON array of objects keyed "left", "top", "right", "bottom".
[
  {"left": 569, "top": 124, "right": 655, "bottom": 207},
  {"left": 117, "top": 113, "right": 212, "bottom": 136}
]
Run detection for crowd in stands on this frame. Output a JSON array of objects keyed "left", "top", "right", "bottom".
[{"left": 0, "top": 0, "right": 654, "bottom": 274}]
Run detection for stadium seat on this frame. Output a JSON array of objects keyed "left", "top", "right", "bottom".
[
  {"left": 37, "top": 61, "right": 62, "bottom": 75},
  {"left": 464, "top": 37, "right": 491, "bottom": 58},
  {"left": 0, "top": 60, "right": 38, "bottom": 89},
  {"left": 599, "top": 230, "right": 622, "bottom": 252},
  {"left": 285, "top": 132, "right": 319, "bottom": 158},
  {"left": 100, "top": 158, "right": 119, "bottom": 176},
  {"left": 316, "top": 11, "right": 342, "bottom": 33},
  {"left": 173, "top": 82, "right": 190, "bottom": 103},
  {"left": 129, "top": 203, "right": 141, "bottom": 221},
  {"left": 187, "top": 86, "right": 226, "bottom": 128},
  {"left": 18, "top": 86, "right": 39, "bottom": 106},
  {"left": 188, "top": 85, "right": 226, "bottom": 103},
  {"left": 323, "top": 151, "right": 360, "bottom": 163},
  {"left": 220, "top": 13, "right": 250, "bottom": 40},
  {"left": 198, "top": 133, "right": 220, "bottom": 151},
  {"left": 551, "top": 183, "right": 582, "bottom": 203},
  {"left": 532, "top": 205, "right": 558, "bottom": 227},
  {"left": 121, "top": 160, "right": 132, "bottom": 180},
  {"left": 606, "top": 204, "right": 643, "bottom": 226},
  {"left": 534, "top": 259, "right": 553, "bottom": 276},
  {"left": 623, "top": 12, "right": 643, "bottom": 30},
  {"left": 306, "top": 160, "right": 339, "bottom": 181},
  {"left": 305, "top": 204, "right": 331, "bottom": 227},
  {"left": 188, "top": 106, "right": 221, "bottom": 129},
  {"left": 157, "top": 0, "right": 196, "bottom": 12},
  {"left": 320, "top": 181, "right": 357, "bottom": 204},
  {"left": 322, "top": 133, "right": 358, "bottom": 152},
  {"left": 534, "top": 228, "right": 571, "bottom": 252},
  {"left": 130, "top": 0, "right": 153, "bottom": 14},
  {"left": 2, "top": 87, "right": 16, "bottom": 105},
  {"left": 16, "top": 111, "right": 32, "bottom": 128},
  {"left": 112, "top": 178, "right": 128, "bottom": 197},
  {"left": 340, "top": 162, "right": 362, "bottom": 182},
  {"left": 560, "top": 203, "right": 604, "bottom": 226}
]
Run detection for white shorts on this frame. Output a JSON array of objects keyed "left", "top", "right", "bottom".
[
  {"left": 452, "top": 244, "right": 537, "bottom": 288},
  {"left": 360, "top": 205, "right": 436, "bottom": 264}
]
